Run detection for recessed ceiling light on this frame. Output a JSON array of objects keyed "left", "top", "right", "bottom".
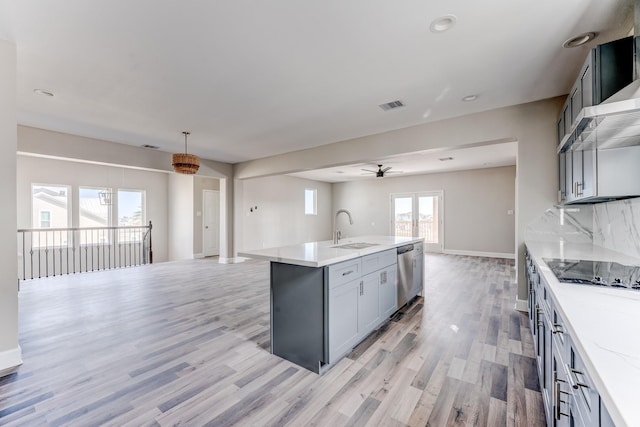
[
  {"left": 336, "top": 171, "right": 345, "bottom": 174},
  {"left": 430, "top": 15, "right": 457, "bottom": 33},
  {"left": 34, "top": 89, "right": 54, "bottom": 97},
  {"left": 462, "top": 95, "right": 478, "bottom": 102},
  {"left": 439, "top": 156, "right": 454, "bottom": 161},
  {"left": 562, "top": 32, "right": 596, "bottom": 48}
]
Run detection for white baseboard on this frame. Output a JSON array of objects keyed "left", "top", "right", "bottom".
[
  {"left": 0, "top": 346, "right": 22, "bottom": 376},
  {"left": 514, "top": 299, "right": 528, "bottom": 312},
  {"left": 218, "top": 257, "right": 249, "bottom": 264},
  {"left": 443, "top": 249, "right": 516, "bottom": 260},
  {"left": 193, "top": 253, "right": 205, "bottom": 259}
]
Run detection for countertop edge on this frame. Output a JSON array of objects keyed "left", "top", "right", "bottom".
[
  {"left": 525, "top": 242, "right": 633, "bottom": 427},
  {"left": 239, "top": 236, "right": 424, "bottom": 267}
]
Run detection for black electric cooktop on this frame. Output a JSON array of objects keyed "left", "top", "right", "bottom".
[{"left": 543, "top": 258, "right": 640, "bottom": 291}]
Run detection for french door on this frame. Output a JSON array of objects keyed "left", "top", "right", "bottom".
[{"left": 391, "top": 191, "right": 443, "bottom": 253}]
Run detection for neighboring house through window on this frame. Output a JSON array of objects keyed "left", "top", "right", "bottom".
[{"left": 39, "top": 211, "right": 51, "bottom": 228}]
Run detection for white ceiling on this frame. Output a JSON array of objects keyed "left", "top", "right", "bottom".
[
  {"left": 0, "top": 0, "right": 633, "bottom": 166},
  {"left": 289, "top": 141, "right": 518, "bottom": 182}
]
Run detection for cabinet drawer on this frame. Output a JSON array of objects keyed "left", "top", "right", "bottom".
[
  {"left": 328, "top": 258, "right": 362, "bottom": 289},
  {"left": 567, "top": 336, "right": 599, "bottom": 426},
  {"left": 362, "top": 249, "right": 396, "bottom": 275}
]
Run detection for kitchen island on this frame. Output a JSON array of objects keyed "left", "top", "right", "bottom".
[{"left": 239, "top": 235, "right": 424, "bottom": 373}]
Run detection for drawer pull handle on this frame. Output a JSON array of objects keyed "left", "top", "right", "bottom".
[
  {"left": 554, "top": 374, "right": 569, "bottom": 420},
  {"left": 342, "top": 270, "right": 353, "bottom": 276},
  {"left": 569, "top": 367, "right": 589, "bottom": 390}
]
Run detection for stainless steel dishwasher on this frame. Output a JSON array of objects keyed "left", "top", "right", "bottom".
[{"left": 397, "top": 244, "right": 414, "bottom": 308}]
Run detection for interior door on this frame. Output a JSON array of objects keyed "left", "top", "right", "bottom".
[
  {"left": 203, "top": 190, "right": 220, "bottom": 257},
  {"left": 391, "top": 192, "right": 443, "bottom": 253}
]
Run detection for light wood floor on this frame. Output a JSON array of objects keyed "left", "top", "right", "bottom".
[{"left": 0, "top": 254, "right": 545, "bottom": 426}]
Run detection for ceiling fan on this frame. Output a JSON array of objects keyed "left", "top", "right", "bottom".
[{"left": 361, "top": 164, "right": 401, "bottom": 178}]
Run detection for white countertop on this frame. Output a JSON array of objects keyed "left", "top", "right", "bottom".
[
  {"left": 238, "top": 235, "right": 423, "bottom": 267},
  {"left": 526, "top": 241, "right": 640, "bottom": 427}
]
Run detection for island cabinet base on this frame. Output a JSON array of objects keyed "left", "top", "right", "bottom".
[
  {"left": 270, "top": 248, "right": 398, "bottom": 374},
  {"left": 270, "top": 262, "right": 328, "bottom": 374}
]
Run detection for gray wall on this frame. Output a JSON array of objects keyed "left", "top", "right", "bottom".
[
  {"left": 332, "top": 166, "right": 516, "bottom": 255},
  {"left": 236, "top": 175, "right": 332, "bottom": 251},
  {"left": 168, "top": 174, "right": 194, "bottom": 260},
  {"left": 234, "top": 97, "right": 563, "bottom": 303},
  {"left": 0, "top": 39, "right": 19, "bottom": 373}
]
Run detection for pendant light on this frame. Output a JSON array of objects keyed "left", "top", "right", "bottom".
[{"left": 172, "top": 131, "right": 200, "bottom": 174}]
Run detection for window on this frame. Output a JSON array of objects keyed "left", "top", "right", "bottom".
[
  {"left": 32, "top": 184, "right": 70, "bottom": 228},
  {"left": 118, "top": 190, "right": 145, "bottom": 226},
  {"left": 79, "top": 187, "right": 112, "bottom": 244},
  {"left": 118, "top": 190, "right": 145, "bottom": 242},
  {"left": 304, "top": 188, "right": 317, "bottom": 215},
  {"left": 39, "top": 211, "right": 51, "bottom": 228}
]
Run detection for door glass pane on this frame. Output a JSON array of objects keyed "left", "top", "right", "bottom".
[
  {"left": 418, "top": 195, "right": 438, "bottom": 243},
  {"left": 393, "top": 196, "right": 412, "bottom": 237}
]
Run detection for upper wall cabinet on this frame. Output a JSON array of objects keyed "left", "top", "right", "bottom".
[
  {"left": 557, "top": 36, "right": 634, "bottom": 149},
  {"left": 557, "top": 36, "right": 640, "bottom": 204}
]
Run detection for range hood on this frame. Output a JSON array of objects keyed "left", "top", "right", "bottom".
[
  {"left": 560, "top": 79, "right": 640, "bottom": 153},
  {"left": 557, "top": 0, "right": 640, "bottom": 154}
]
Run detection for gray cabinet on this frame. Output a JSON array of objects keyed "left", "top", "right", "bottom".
[
  {"left": 270, "top": 246, "right": 407, "bottom": 373},
  {"left": 557, "top": 36, "right": 634, "bottom": 147},
  {"left": 328, "top": 250, "right": 397, "bottom": 363},
  {"left": 328, "top": 278, "right": 360, "bottom": 362},
  {"left": 358, "top": 272, "right": 381, "bottom": 338},
  {"left": 565, "top": 148, "right": 596, "bottom": 203},
  {"left": 380, "top": 264, "right": 397, "bottom": 318},
  {"left": 526, "top": 248, "right": 620, "bottom": 427},
  {"left": 557, "top": 36, "right": 636, "bottom": 204}
]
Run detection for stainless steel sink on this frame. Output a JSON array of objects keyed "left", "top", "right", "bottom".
[{"left": 332, "top": 242, "right": 379, "bottom": 250}]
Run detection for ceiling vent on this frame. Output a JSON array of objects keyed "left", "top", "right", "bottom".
[
  {"left": 379, "top": 100, "right": 405, "bottom": 111},
  {"left": 141, "top": 144, "right": 160, "bottom": 149}
]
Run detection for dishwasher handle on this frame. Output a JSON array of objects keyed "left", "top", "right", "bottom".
[{"left": 397, "top": 244, "right": 414, "bottom": 255}]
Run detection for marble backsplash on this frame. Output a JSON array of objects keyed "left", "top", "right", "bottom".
[
  {"left": 526, "top": 197, "right": 640, "bottom": 260},
  {"left": 525, "top": 204, "right": 593, "bottom": 244},
  {"left": 593, "top": 198, "right": 640, "bottom": 259}
]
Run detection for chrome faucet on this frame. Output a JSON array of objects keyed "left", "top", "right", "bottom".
[{"left": 333, "top": 209, "right": 354, "bottom": 244}]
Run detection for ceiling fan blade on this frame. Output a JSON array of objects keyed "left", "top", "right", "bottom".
[
  {"left": 385, "top": 170, "right": 403, "bottom": 174},
  {"left": 361, "top": 169, "right": 377, "bottom": 173},
  {"left": 382, "top": 167, "right": 392, "bottom": 173}
]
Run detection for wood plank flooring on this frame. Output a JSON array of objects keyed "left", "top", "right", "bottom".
[{"left": 0, "top": 254, "right": 545, "bottom": 426}]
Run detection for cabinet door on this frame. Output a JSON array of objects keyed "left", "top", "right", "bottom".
[
  {"left": 581, "top": 148, "right": 595, "bottom": 199},
  {"left": 572, "top": 150, "right": 583, "bottom": 199},
  {"left": 568, "top": 338, "right": 600, "bottom": 426},
  {"left": 358, "top": 274, "right": 380, "bottom": 338},
  {"left": 559, "top": 152, "right": 566, "bottom": 203},
  {"left": 581, "top": 60, "right": 593, "bottom": 108},
  {"left": 565, "top": 152, "right": 573, "bottom": 201},
  {"left": 570, "top": 86, "right": 581, "bottom": 126},
  {"left": 563, "top": 105, "right": 571, "bottom": 137},
  {"left": 571, "top": 149, "right": 595, "bottom": 200},
  {"left": 329, "top": 279, "right": 360, "bottom": 362},
  {"left": 557, "top": 118, "right": 565, "bottom": 146},
  {"left": 379, "top": 264, "right": 397, "bottom": 318}
]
